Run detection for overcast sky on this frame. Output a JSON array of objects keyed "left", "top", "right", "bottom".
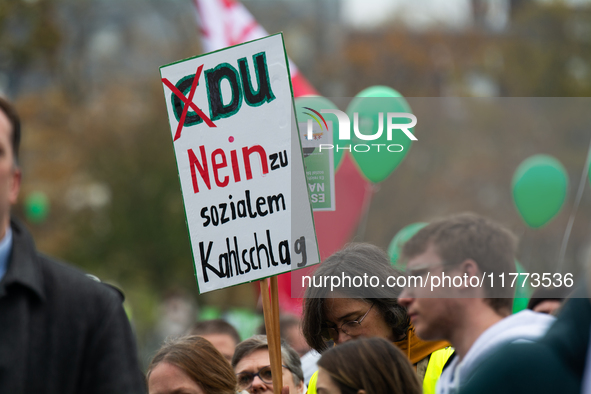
[
  {"left": 342, "top": 0, "right": 473, "bottom": 30},
  {"left": 341, "top": 0, "right": 590, "bottom": 30}
]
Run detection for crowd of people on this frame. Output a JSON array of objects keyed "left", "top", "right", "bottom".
[
  {"left": 0, "top": 96, "right": 589, "bottom": 393},
  {"left": 143, "top": 214, "right": 587, "bottom": 394}
]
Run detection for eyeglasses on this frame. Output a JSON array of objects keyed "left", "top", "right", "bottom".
[
  {"left": 236, "top": 365, "right": 288, "bottom": 389},
  {"left": 320, "top": 303, "right": 374, "bottom": 341}
]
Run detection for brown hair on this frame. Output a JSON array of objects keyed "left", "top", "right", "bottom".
[
  {"left": 189, "top": 319, "right": 241, "bottom": 345},
  {"left": 317, "top": 337, "right": 421, "bottom": 394},
  {"left": 147, "top": 335, "right": 236, "bottom": 394},
  {"left": 302, "top": 243, "right": 409, "bottom": 353},
  {"left": 402, "top": 212, "right": 517, "bottom": 314},
  {"left": 0, "top": 97, "right": 21, "bottom": 165}
]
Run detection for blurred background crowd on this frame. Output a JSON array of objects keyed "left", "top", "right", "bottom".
[{"left": 1, "top": 0, "right": 590, "bottom": 370}]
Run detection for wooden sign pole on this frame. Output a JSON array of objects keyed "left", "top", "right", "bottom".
[{"left": 260, "top": 277, "right": 283, "bottom": 394}]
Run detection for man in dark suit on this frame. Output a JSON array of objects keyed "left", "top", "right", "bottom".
[{"left": 0, "top": 97, "right": 146, "bottom": 393}]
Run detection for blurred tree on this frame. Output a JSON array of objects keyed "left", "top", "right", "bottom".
[
  {"left": 0, "top": 0, "right": 62, "bottom": 95},
  {"left": 498, "top": 2, "right": 591, "bottom": 96}
]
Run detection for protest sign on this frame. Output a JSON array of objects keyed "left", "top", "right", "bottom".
[
  {"left": 160, "top": 33, "right": 320, "bottom": 293},
  {"left": 300, "top": 120, "right": 336, "bottom": 210}
]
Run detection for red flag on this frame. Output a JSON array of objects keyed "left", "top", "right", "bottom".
[{"left": 193, "top": 0, "right": 318, "bottom": 97}]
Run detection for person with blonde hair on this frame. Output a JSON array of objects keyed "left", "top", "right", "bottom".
[{"left": 148, "top": 335, "right": 238, "bottom": 394}]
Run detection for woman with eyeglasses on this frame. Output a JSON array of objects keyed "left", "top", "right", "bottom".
[
  {"left": 302, "top": 243, "right": 454, "bottom": 394},
  {"left": 316, "top": 337, "right": 421, "bottom": 394},
  {"left": 232, "top": 335, "right": 305, "bottom": 394},
  {"left": 147, "top": 335, "right": 238, "bottom": 394}
]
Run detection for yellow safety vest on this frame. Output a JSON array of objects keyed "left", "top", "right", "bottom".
[
  {"left": 423, "top": 347, "right": 455, "bottom": 394},
  {"left": 307, "top": 371, "right": 318, "bottom": 394}
]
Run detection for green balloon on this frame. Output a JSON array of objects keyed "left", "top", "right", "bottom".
[
  {"left": 24, "top": 191, "right": 50, "bottom": 223},
  {"left": 294, "top": 96, "right": 345, "bottom": 170},
  {"left": 512, "top": 155, "right": 568, "bottom": 228},
  {"left": 387, "top": 222, "right": 428, "bottom": 270},
  {"left": 512, "top": 260, "right": 532, "bottom": 314},
  {"left": 346, "top": 86, "right": 414, "bottom": 183}
]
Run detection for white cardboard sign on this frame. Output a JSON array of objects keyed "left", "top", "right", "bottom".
[{"left": 160, "top": 33, "right": 319, "bottom": 293}]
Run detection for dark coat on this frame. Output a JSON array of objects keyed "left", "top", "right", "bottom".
[{"left": 0, "top": 219, "right": 146, "bottom": 394}]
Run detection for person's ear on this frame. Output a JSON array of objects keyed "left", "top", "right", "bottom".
[
  {"left": 461, "top": 259, "right": 480, "bottom": 278},
  {"left": 458, "top": 259, "right": 482, "bottom": 294},
  {"left": 357, "top": 390, "right": 366, "bottom": 394},
  {"left": 9, "top": 167, "right": 21, "bottom": 205},
  {"left": 296, "top": 379, "right": 304, "bottom": 393}
]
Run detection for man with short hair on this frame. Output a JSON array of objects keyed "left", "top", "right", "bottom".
[
  {"left": 398, "top": 213, "right": 554, "bottom": 394},
  {"left": 189, "top": 319, "right": 241, "bottom": 361},
  {"left": 0, "top": 97, "right": 145, "bottom": 393}
]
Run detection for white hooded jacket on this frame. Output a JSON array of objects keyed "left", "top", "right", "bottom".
[{"left": 436, "top": 310, "right": 555, "bottom": 394}]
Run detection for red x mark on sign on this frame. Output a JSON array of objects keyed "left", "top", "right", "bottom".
[{"left": 162, "top": 64, "right": 216, "bottom": 142}]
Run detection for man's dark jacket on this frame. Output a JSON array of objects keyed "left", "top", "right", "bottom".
[{"left": 0, "top": 219, "right": 146, "bottom": 393}]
